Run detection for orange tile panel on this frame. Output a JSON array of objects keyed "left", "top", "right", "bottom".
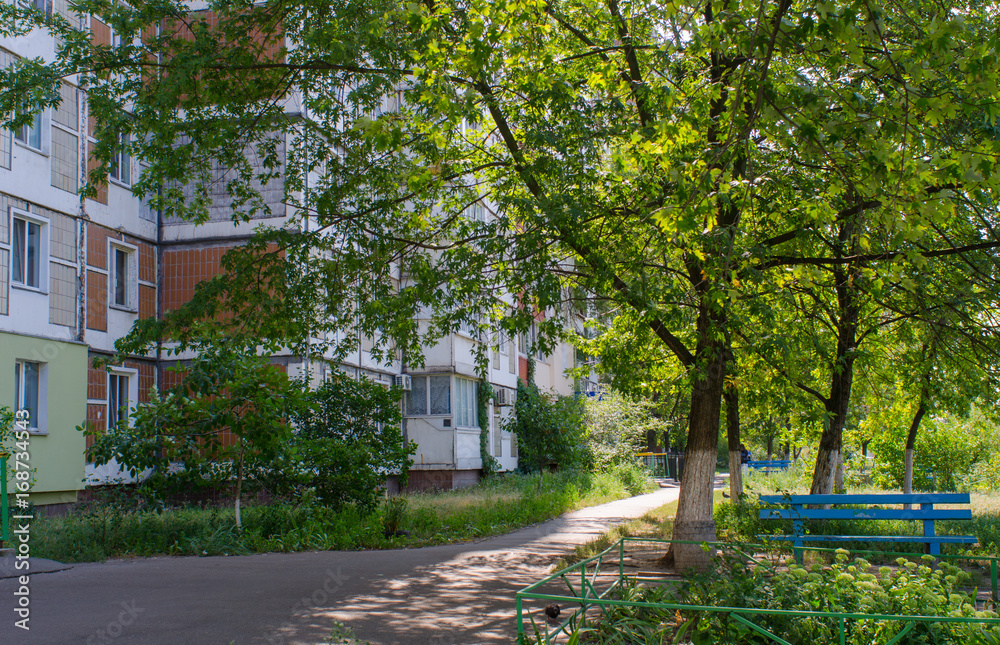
[
  {"left": 139, "top": 284, "right": 156, "bottom": 319},
  {"left": 88, "top": 366, "right": 108, "bottom": 400},
  {"left": 86, "top": 270, "right": 108, "bottom": 331}
]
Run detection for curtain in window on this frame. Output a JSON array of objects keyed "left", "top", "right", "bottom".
[
  {"left": 455, "top": 377, "right": 478, "bottom": 428},
  {"left": 15, "top": 362, "right": 40, "bottom": 427},
  {"left": 406, "top": 375, "right": 427, "bottom": 415},
  {"left": 429, "top": 375, "right": 451, "bottom": 415},
  {"left": 12, "top": 218, "right": 25, "bottom": 284}
]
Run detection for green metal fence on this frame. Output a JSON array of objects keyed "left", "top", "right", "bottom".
[{"left": 515, "top": 537, "right": 1000, "bottom": 644}]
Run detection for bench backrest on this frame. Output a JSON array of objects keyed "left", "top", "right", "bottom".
[
  {"left": 759, "top": 493, "right": 972, "bottom": 521},
  {"left": 759, "top": 493, "right": 969, "bottom": 505}
]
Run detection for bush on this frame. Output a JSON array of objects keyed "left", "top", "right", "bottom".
[
  {"left": 869, "top": 410, "right": 991, "bottom": 492},
  {"left": 507, "top": 379, "right": 588, "bottom": 473},
  {"left": 574, "top": 550, "right": 1000, "bottom": 644},
  {"left": 583, "top": 392, "right": 666, "bottom": 470},
  {"left": 609, "top": 462, "right": 650, "bottom": 496},
  {"left": 278, "top": 374, "right": 415, "bottom": 515}
]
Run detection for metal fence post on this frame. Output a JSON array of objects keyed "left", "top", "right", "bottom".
[
  {"left": 992, "top": 559, "right": 998, "bottom": 604},
  {"left": 516, "top": 594, "right": 524, "bottom": 642},
  {"left": 619, "top": 538, "right": 625, "bottom": 583}
]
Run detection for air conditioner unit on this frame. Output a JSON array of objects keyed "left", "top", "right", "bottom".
[
  {"left": 395, "top": 374, "right": 412, "bottom": 391},
  {"left": 495, "top": 387, "right": 512, "bottom": 407}
]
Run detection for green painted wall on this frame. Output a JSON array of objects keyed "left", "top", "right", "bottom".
[{"left": 2, "top": 332, "right": 87, "bottom": 504}]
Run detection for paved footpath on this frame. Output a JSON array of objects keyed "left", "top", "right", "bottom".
[{"left": 1, "top": 483, "right": 684, "bottom": 645}]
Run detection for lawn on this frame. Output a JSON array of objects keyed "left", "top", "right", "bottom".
[{"left": 15, "top": 467, "right": 656, "bottom": 562}]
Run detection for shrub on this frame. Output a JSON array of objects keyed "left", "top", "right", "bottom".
[
  {"left": 507, "top": 379, "right": 588, "bottom": 473},
  {"left": 573, "top": 549, "right": 1000, "bottom": 644},
  {"left": 583, "top": 392, "right": 666, "bottom": 470},
  {"left": 83, "top": 342, "right": 303, "bottom": 528},
  {"left": 608, "top": 462, "right": 650, "bottom": 496},
  {"left": 278, "top": 374, "right": 415, "bottom": 515},
  {"left": 869, "top": 410, "right": 991, "bottom": 492}
]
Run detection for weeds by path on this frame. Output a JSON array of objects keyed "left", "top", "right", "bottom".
[{"left": 19, "top": 468, "right": 657, "bottom": 563}]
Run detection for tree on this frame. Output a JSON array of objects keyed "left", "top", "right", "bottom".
[
  {"left": 85, "top": 341, "right": 301, "bottom": 528},
  {"left": 8, "top": 0, "right": 1000, "bottom": 569},
  {"left": 507, "top": 363, "right": 588, "bottom": 477},
  {"left": 864, "top": 252, "right": 1000, "bottom": 495},
  {"left": 281, "top": 374, "right": 414, "bottom": 514},
  {"left": 584, "top": 390, "right": 667, "bottom": 470}
]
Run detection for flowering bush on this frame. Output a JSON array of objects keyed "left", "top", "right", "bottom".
[{"left": 575, "top": 549, "right": 1000, "bottom": 644}]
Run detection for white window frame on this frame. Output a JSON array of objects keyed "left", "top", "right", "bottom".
[
  {"left": 457, "top": 312, "right": 480, "bottom": 339},
  {"left": 108, "top": 240, "right": 138, "bottom": 311},
  {"left": 13, "top": 109, "right": 45, "bottom": 153},
  {"left": 109, "top": 133, "right": 132, "bottom": 187},
  {"left": 107, "top": 367, "right": 138, "bottom": 431},
  {"left": 404, "top": 374, "right": 452, "bottom": 417},
  {"left": 14, "top": 359, "right": 47, "bottom": 434},
  {"left": 454, "top": 376, "right": 479, "bottom": 429},
  {"left": 530, "top": 322, "right": 546, "bottom": 362},
  {"left": 463, "top": 201, "right": 486, "bottom": 222},
  {"left": 49, "top": 90, "right": 80, "bottom": 193},
  {"left": 18, "top": 0, "right": 51, "bottom": 16},
  {"left": 10, "top": 208, "right": 49, "bottom": 293}
]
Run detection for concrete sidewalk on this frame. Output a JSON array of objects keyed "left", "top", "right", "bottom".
[{"left": 1, "top": 484, "right": 684, "bottom": 645}]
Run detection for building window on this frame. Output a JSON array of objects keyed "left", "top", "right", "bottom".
[
  {"left": 111, "top": 246, "right": 131, "bottom": 308},
  {"left": 530, "top": 322, "right": 546, "bottom": 362},
  {"left": 405, "top": 374, "right": 452, "bottom": 416},
  {"left": 464, "top": 201, "right": 486, "bottom": 222},
  {"left": 19, "top": 0, "right": 51, "bottom": 15},
  {"left": 110, "top": 134, "right": 131, "bottom": 185},
  {"left": 429, "top": 375, "right": 450, "bottom": 415},
  {"left": 455, "top": 377, "right": 478, "bottom": 428},
  {"left": 14, "top": 111, "right": 42, "bottom": 150},
  {"left": 405, "top": 375, "right": 427, "bottom": 415},
  {"left": 12, "top": 213, "right": 44, "bottom": 290},
  {"left": 13, "top": 360, "right": 41, "bottom": 430},
  {"left": 108, "top": 242, "right": 137, "bottom": 310},
  {"left": 108, "top": 372, "right": 131, "bottom": 429}
]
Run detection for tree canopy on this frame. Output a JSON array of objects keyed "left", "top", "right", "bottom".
[{"left": 5, "top": 0, "right": 1000, "bottom": 568}]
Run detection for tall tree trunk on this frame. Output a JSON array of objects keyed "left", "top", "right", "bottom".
[
  {"left": 903, "top": 399, "right": 926, "bottom": 508},
  {"left": 671, "top": 347, "right": 726, "bottom": 571},
  {"left": 810, "top": 358, "right": 855, "bottom": 494},
  {"left": 809, "top": 220, "right": 860, "bottom": 495},
  {"left": 766, "top": 434, "right": 773, "bottom": 460},
  {"left": 725, "top": 381, "right": 742, "bottom": 500},
  {"left": 809, "top": 328, "right": 857, "bottom": 494},
  {"left": 905, "top": 349, "right": 932, "bottom": 502}
]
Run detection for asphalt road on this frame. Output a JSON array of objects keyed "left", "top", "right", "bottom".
[{"left": 1, "top": 484, "right": 683, "bottom": 645}]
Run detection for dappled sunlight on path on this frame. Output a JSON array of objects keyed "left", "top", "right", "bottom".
[{"left": 277, "top": 486, "right": 683, "bottom": 644}]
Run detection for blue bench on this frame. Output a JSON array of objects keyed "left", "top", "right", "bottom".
[
  {"left": 746, "top": 460, "right": 792, "bottom": 472},
  {"left": 759, "top": 493, "right": 978, "bottom": 559}
]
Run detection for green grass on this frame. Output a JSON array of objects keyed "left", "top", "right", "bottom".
[
  {"left": 551, "top": 490, "right": 727, "bottom": 570},
  {"left": 14, "top": 468, "right": 657, "bottom": 563}
]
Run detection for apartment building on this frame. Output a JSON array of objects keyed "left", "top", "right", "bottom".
[{"left": 1, "top": 6, "right": 586, "bottom": 508}]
